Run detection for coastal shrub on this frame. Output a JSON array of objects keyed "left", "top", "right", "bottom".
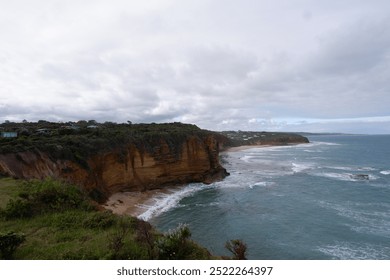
[
  {"left": 48, "top": 211, "right": 87, "bottom": 229},
  {"left": 107, "top": 218, "right": 132, "bottom": 259},
  {"left": 82, "top": 211, "right": 117, "bottom": 229},
  {"left": 225, "top": 239, "right": 247, "bottom": 260},
  {"left": 0, "top": 231, "right": 26, "bottom": 259},
  {"left": 3, "top": 179, "right": 92, "bottom": 219},
  {"left": 3, "top": 199, "right": 33, "bottom": 219},
  {"left": 156, "top": 224, "right": 192, "bottom": 260},
  {"left": 136, "top": 220, "right": 157, "bottom": 259}
]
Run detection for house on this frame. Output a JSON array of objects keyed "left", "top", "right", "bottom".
[
  {"left": 1, "top": 132, "right": 18, "bottom": 138},
  {"left": 36, "top": 128, "right": 50, "bottom": 135}
]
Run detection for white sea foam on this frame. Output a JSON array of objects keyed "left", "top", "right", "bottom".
[
  {"left": 313, "top": 172, "right": 377, "bottom": 182},
  {"left": 380, "top": 170, "right": 390, "bottom": 175},
  {"left": 325, "top": 166, "right": 376, "bottom": 172},
  {"left": 326, "top": 166, "right": 355, "bottom": 171},
  {"left": 318, "top": 242, "right": 389, "bottom": 259},
  {"left": 304, "top": 141, "right": 341, "bottom": 147},
  {"left": 313, "top": 172, "right": 355, "bottom": 182},
  {"left": 137, "top": 184, "right": 204, "bottom": 221},
  {"left": 317, "top": 201, "right": 390, "bottom": 236},
  {"left": 249, "top": 181, "right": 275, "bottom": 188},
  {"left": 239, "top": 155, "right": 253, "bottom": 163},
  {"left": 291, "top": 162, "right": 315, "bottom": 173}
]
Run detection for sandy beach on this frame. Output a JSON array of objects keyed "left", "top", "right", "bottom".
[
  {"left": 103, "top": 190, "right": 160, "bottom": 217},
  {"left": 222, "top": 145, "right": 272, "bottom": 153},
  {"left": 102, "top": 186, "right": 184, "bottom": 218}
]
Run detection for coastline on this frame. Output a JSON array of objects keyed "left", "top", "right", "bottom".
[
  {"left": 103, "top": 143, "right": 309, "bottom": 220},
  {"left": 102, "top": 189, "right": 163, "bottom": 218},
  {"left": 222, "top": 145, "right": 272, "bottom": 153},
  {"left": 102, "top": 186, "right": 185, "bottom": 219},
  {"left": 222, "top": 142, "right": 303, "bottom": 153}
]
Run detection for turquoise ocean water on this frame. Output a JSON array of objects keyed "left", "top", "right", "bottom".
[{"left": 139, "top": 135, "right": 390, "bottom": 259}]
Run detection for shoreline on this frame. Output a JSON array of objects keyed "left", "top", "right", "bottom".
[
  {"left": 222, "top": 145, "right": 272, "bottom": 153},
  {"left": 222, "top": 142, "right": 304, "bottom": 153},
  {"left": 102, "top": 190, "right": 158, "bottom": 218},
  {"left": 103, "top": 142, "right": 308, "bottom": 219},
  {"left": 102, "top": 186, "right": 183, "bottom": 219}
]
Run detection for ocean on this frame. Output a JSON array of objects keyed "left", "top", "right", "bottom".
[{"left": 138, "top": 135, "right": 390, "bottom": 260}]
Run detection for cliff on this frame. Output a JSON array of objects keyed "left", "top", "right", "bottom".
[
  {"left": 0, "top": 121, "right": 310, "bottom": 203},
  {"left": 0, "top": 123, "right": 229, "bottom": 202}
]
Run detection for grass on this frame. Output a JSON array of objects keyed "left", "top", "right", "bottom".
[
  {"left": 0, "top": 177, "right": 21, "bottom": 207},
  {"left": 0, "top": 178, "right": 213, "bottom": 260}
]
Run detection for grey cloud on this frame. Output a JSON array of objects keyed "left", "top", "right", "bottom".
[
  {"left": 310, "top": 17, "right": 390, "bottom": 76},
  {"left": 2, "top": 0, "right": 390, "bottom": 133}
]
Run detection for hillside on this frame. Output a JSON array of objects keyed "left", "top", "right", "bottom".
[{"left": 0, "top": 177, "right": 213, "bottom": 260}]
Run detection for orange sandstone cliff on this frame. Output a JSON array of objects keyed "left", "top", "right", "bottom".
[{"left": 0, "top": 134, "right": 228, "bottom": 202}]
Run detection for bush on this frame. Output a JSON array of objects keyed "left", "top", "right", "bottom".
[
  {"left": 82, "top": 211, "right": 117, "bottom": 229},
  {"left": 3, "top": 179, "right": 92, "bottom": 219},
  {"left": 107, "top": 218, "right": 137, "bottom": 259},
  {"left": 225, "top": 239, "right": 247, "bottom": 260},
  {"left": 156, "top": 224, "right": 192, "bottom": 260},
  {"left": 3, "top": 199, "right": 33, "bottom": 219},
  {"left": 0, "top": 231, "right": 26, "bottom": 259},
  {"left": 136, "top": 220, "right": 156, "bottom": 259}
]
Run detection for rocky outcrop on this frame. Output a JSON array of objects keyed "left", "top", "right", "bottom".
[{"left": 0, "top": 134, "right": 228, "bottom": 202}]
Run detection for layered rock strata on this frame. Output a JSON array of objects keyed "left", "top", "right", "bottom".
[{"left": 0, "top": 134, "right": 228, "bottom": 201}]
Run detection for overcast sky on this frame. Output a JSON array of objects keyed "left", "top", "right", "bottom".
[{"left": 1, "top": 0, "right": 390, "bottom": 133}]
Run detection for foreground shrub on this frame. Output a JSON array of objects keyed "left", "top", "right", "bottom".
[
  {"left": 3, "top": 178, "right": 92, "bottom": 219},
  {"left": 225, "top": 239, "right": 247, "bottom": 260},
  {"left": 0, "top": 231, "right": 26, "bottom": 259},
  {"left": 107, "top": 218, "right": 144, "bottom": 260},
  {"left": 156, "top": 224, "right": 192, "bottom": 260}
]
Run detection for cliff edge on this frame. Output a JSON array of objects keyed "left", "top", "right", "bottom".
[{"left": 0, "top": 122, "right": 228, "bottom": 202}]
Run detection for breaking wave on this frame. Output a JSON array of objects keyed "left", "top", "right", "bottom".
[{"left": 137, "top": 184, "right": 205, "bottom": 221}]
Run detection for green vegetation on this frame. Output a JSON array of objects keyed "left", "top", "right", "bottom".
[
  {"left": 0, "top": 231, "right": 25, "bottom": 259},
  {"left": 0, "top": 178, "right": 212, "bottom": 260},
  {"left": 0, "top": 121, "right": 219, "bottom": 170},
  {"left": 221, "top": 130, "right": 309, "bottom": 147},
  {"left": 225, "top": 239, "right": 248, "bottom": 260}
]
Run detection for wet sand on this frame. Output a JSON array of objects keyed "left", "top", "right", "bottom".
[{"left": 103, "top": 190, "right": 160, "bottom": 217}]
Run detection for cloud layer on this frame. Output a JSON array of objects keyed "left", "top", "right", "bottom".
[{"left": 1, "top": 0, "right": 390, "bottom": 133}]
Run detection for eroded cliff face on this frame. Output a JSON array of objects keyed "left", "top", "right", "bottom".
[{"left": 0, "top": 135, "right": 228, "bottom": 201}]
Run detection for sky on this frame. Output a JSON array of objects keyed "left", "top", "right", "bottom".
[{"left": 1, "top": 0, "right": 390, "bottom": 134}]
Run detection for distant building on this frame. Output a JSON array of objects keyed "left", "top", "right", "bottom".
[
  {"left": 36, "top": 128, "right": 50, "bottom": 135},
  {"left": 1, "top": 132, "right": 18, "bottom": 138}
]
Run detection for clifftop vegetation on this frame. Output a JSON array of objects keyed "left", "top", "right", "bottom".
[
  {"left": 220, "top": 130, "right": 309, "bottom": 147},
  {"left": 0, "top": 121, "right": 220, "bottom": 167},
  {"left": 0, "top": 120, "right": 308, "bottom": 158}
]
